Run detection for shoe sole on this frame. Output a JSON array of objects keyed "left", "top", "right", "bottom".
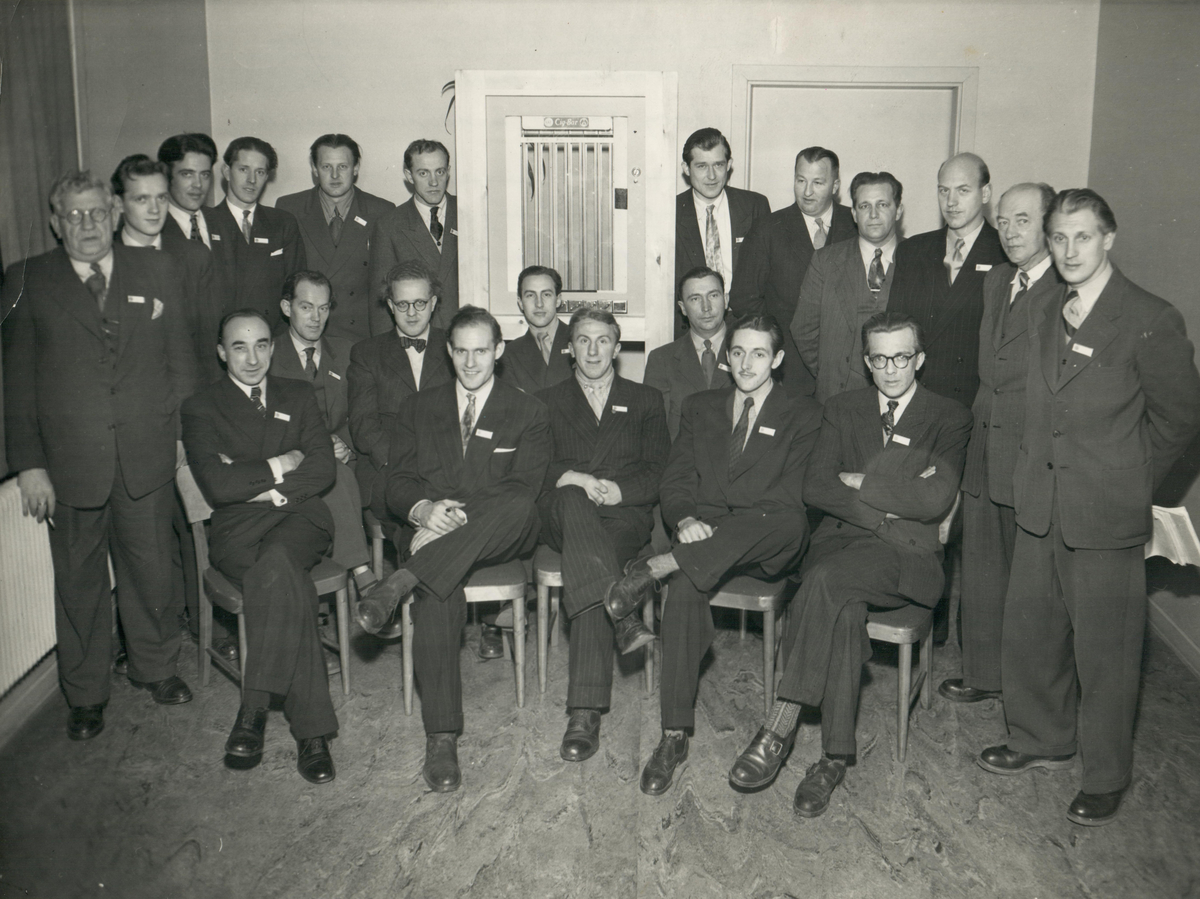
[
  {"left": 938, "top": 686, "right": 1001, "bottom": 703},
  {"left": 977, "top": 756, "right": 1075, "bottom": 776},
  {"left": 560, "top": 742, "right": 599, "bottom": 763},
  {"left": 618, "top": 633, "right": 656, "bottom": 656},
  {"left": 225, "top": 742, "right": 265, "bottom": 758},
  {"left": 68, "top": 724, "right": 104, "bottom": 741},
  {"left": 729, "top": 758, "right": 788, "bottom": 793},
  {"left": 1067, "top": 808, "right": 1119, "bottom": 827}
]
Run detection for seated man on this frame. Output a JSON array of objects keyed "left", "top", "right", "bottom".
[
  {"left": 614, "top": 314, "right": 823, "bottom": 796},
  {"left": 500, "top": 264, "right": 574, "bottom": 394},
  {"left": 355, "top": 306, "right": 550, "bottom": 792},
  {"left": 726, "top": 311, "right": 970, "bottom": 817},
  {"left": 536, "top": 309, "right": 670, "bottom": 762},
  {"left": 181, "top": 310, "right": 339, "bottom": 784}
]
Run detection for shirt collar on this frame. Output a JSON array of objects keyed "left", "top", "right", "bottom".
[
  {"left": 690, "top": 325, "right": 726, "bottom": 355},
  {"left": 395, "top": 324, "right": 432, "bottom": 344},
  {"left": 456, "top": 373, "right": 495, "bottom": 413},
  {"left": 226, "top": 198, "right": 257, "bottom": 223},
  {"left": 167, "top": 202, "right": 199, "bottom": 233},
  {"left": 858, "top": 235, "right": 898, "bottom": 269},
  {"left": 735, "top": 375, "right": 774, "bottom": 411},
  {"left": 802, "top": 205, "right": 833, "bottom": 231},
  {"left": 318, "top": 187, "right": 355, "bottom": 223},
  {"left": 575, "top": 365, "right": 615, "bottom": 394},
  {"left": 229, "top": 373, "right": 265, "bottom": 404},
  {"left": 1068, "top": 260, "right": 1114, "bottom": 316},
  {"left": 693, "top": 188, "right": 727, "bottom": 215},
  {"left": 289, "top": 329, "right": 320, "bottom": 355},
  {"left": 121, "top": 228, "right": 162, "bottom": 250},
  {"left": 1017, "top": 253, "right": 1054, "bottom": 285},
  {"left": 877, "top": 380, "right": 918, "bottom": 424},
  {"left": 947, "top": 218, "right": 984, "bottom": 253},
  {"left": 68, "top": 250, "right": 114, "bottom": 282},
  {"left": 529, "top": 316, "right": 561, "bottom": 345}
]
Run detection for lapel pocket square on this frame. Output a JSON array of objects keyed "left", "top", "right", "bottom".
[
  {"left": 975, "top": 264, "right": 992, "bottom": 272},
  {"left": 273, "top": 411, "right": 291, "bottom": 421},
  {"left": 354, "top": 215, "right": 368, "bottom": 226},
  {"left": 270, "top": 248, "right": 283, "bottom": 256},
  {"left": 329, "top": 371, "right": 342, "bottom": 380},
  {"left": 735, "top": 236, "right": 744, "bottom": 243},
  {"left": 493, "top": 446, "right": 516, "bottom": 454},
  {"left": 127, "top": 295, "right": 146, "bottom": 304},
  {"left": 151, "top": 299, "right": 164, "bottom": 320}
]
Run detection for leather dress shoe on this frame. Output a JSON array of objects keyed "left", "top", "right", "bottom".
[
  {"left": 423, "top": 733, "right": 461, "bottom": 792},
  {"left": 1067, "top": 788, "right": 1124, "bottom": 826},
  {"left": 111, "top": 650, "right": 128, "bottom": 676},
  {"left": 67, "top": 704, "right": 106, "bottom": 741},
  {"left": 355, "top": 569, "right": 418, "bottom": 635},
  {"left": 978, "top": 745, "right": 1075, "bottom": 776},
  {"left": 374, "top": 603, "right": 405, "bottom": 640},
  {"left": 605, "top": 555, "right": 659, "bottom": 621},
  {"left": 793, "top": 757, "right": 846, "bottom": 818},
  {"left": 224, "top": 706, "right": 268, "bottom": 758},
  {"left": 214, "top": 637, "right": 239, "bottom": 664},
  {"left": 130, "top": 675, "right": 193, "bottom": 705},
  {"left": 478, "top": 624, "right": 504, "bottom": 660},
  {"left": 728, "top": 726, "right": 796, "bottom": 792},
  {"left": 560, "top": 709, "right": 602, "bottom": 762},
  {"left": 640, "top": 731, "right": 689, "bottom": 796},
  {"left": 938, "top": 678, "right": 1001, "bottom": 703},
  {"left": 296, "top": 736, "right": 336, "bottom": 784},
  {"left": 613, "top": 612, "right": 656, "bottom": 656}
]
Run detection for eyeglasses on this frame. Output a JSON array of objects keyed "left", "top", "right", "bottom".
[
  {"left": 61, "top": 207, "right": 112, "bottom": 226},
  {"left": 867, "top": 352, "right": 917, "bottom": 370},
  {"left": 392, "top": 300, "right": 430, "bottom": 312}
]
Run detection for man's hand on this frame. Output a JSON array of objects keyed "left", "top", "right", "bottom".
[
  {"left": 418, "top": 499, "right": 469, "bottom": 535},
  {"left": 597, "top": 479, "right": 623, "bottom": 506},
  {"left": 278, "top": 449, "right": 305, "bottom": 475},
  {"left": 676, "top": 516, "right": 714, "bottom": 544},
  {"left": 557, "top": 471, "right": 608, "bottom": 505},
  {"left": 839, "top": 472, "right": 865, "bottom": 490},
  {"left": 18, "top": 469, "right": 55, "bottom": 523},
  {"left": 331, "top": 434, "right": 354, "bottom": 464},
  {"left": 409, "top": 526, "right": 442, "bottom": 554}
]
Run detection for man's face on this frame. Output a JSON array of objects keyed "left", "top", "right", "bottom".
[
  {"left": 996, "top": 187, "right": 1050, "bottom": 270},
  {"left": 852, "top": 182, "right": 902, "bottom": 246},
  {"left": 312, "top": 145, "right": 358, "bottom": 200},
  {"left": 516, "top": 274, "right": 561, "bottom": 329},
  {"left": 1048, "top": 208, "right": 1114, "bottom": 287},
  {"left": 117, "top": 173, "right": 170, "bottom": 241},
  {"left": 51, "top": 187, "right": 114, "bottom": 263},
  {"left": 449, "top": 322, "right": 503, "bottom": 391},
  {"left": 677, "top": 274, "right": 726, "bottom": 339},
  {"left": 405, "top": 150, "right": 449, "bottom": 207},
  {"left": 218, "top": 316, "right": 274, "bottom": 386},
  {"left": 937, "top": 158, "right": 990, "bottom": 234},
  {"left": 866, "top": 327, "right": 924, "bottom": 399},
  {"left": 282, "top": 280, "right": 332, "bottom": 344},
  {"left": 387, "top": 278, "right": 437, "bottom": 337},
  {"left": 729, "top": 327, "right": 782, "bottom": 393},
  {"left": 794, "top": 157, "right": 839, "bottom": 217},
  {"left": 570, "top": 319, "right": 620, "bottom": 381},
  {"left": 683, "top": 145, "right": 730, "bottom": 202},
  {"left": 223, "top": 149, "right": 271, "bottom": 206},
  {"left": 168, "top": 151, "right": 214, "bottom": 212}
]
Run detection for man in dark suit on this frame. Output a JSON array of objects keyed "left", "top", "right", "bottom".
[
  {"left": 205, "top": 137, "right": 307, "bottom": 331},
  {"left": 940, "top": 183, "right": 1060, "bottom": 705},
  {"left": 3, "top": 171, "right": 197, "bottom": 740},
  {"left": 644, "top": 266, "right": 735, "bottom": 440},
  {"left": 728, "top": 312, "right": 970, "bottom": 817},
  {"left": 355, "top": 307, "right": 550, "bottom": 792},
  {"left": 158, "top": 133, "right": 218, "bottom": 251},
  {"left": 732, "top": 146, "right": 857, "bottom": 392},
  {"left": 887, "top": 153, "right": 1007, "bottom": 405},
  {"left": 182, "top": 310, "right": 339, "bottom": 784},
  {"left": 499, "top": 265, "right": 574, "bottom": 393},
  {"left": 615, "top": 314, "right": 822, "bottom": 796},
  {"left": 793, "top": 171, "right": 904, "bottom": 403},
  {"left": 673, "top": 128, "right": 771, "bottom": 337},
  {"left": 979, "top": 190, "right": 1200, "bottom": 826},
  {"left": 276, "top": 134, "right": 396, "bottom": 343},
  {"left": 536, "top": 309, "right": 670, "bottom": 762},
  {"left": 369, "top": 139, "right": 458, "bottom": 334}
]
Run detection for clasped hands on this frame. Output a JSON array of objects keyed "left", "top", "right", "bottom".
[{"left": 556, "top": 471, "right": 622, "bottom": 506}]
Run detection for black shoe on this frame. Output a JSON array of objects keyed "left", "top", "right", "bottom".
[
  {"left": 978, "top": 745, "right": 1075, "bottom": 776},
  {"left": 297, "top": 736, "right": 336, "bottom": 784},
  {"left": 130, "top": 675, "right": 193, "bottom": 705},
  {"left": 214, "top": 637, "right": 240, "bottom": 664},
  {"left": 423, "top": 733, "right": 461, "bottom": 792},
  {"left": 604, "top": 554, "right": 660, "bottom": 621},
  {"left": 728, "top": 726, "right": 796, "bottom": 792},
  {"left": 640, "top": 731, "right": 689, "bottom": 796},
  {"left": 111, "top": 650, "right": 128, "bottom": 676},
  {"left": 938, "top": 678, "right": 1001, "bottom": 703},
  {"left": 793, "top": 757, "right": 846, "bottom": 818},
  {"left": 478, "top": 624, "right": 504, "bottom": 660},
  {"left": 67, "top": 704, "right": 106, "bottom": 741},
  {"left": 1067, "top": 788, "right": 1124, "bottom": 826},
  {"left": 560, "top": 709, "right": 602, "bottom": 762},
  {"left": 356, "top": 569, "right": 417, "bottom": 635},
  {"left": 374, "top": 602, "right": 405, "bottom": 640},
  {"left": 224, "top": 706, "right": 267, "bottom": 758},
  {"left": 613, "top": 612, "right": 656, "bottom": 656}
]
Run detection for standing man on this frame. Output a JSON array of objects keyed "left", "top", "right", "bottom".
[
  {"left": 276, "top": 134, "right": 395, "bottom": 343},
  {"left": 369, "top": 140, "right": 459, "bottom": 334},
  {"left": 979, "top": 190, "right": 1200, "bottom": 826},
  {"left": 536, "top": 309, "right": 670, "bottom": 761},
  {"left": 158, "top": 133, "right": 218, "bottom": 250},
  {"left": 732, "top": 146, "right": 856, "bottom": 392},
  {"left": 673, "top": 128, "right": 770, "bottom": 337},
  {"left": 793, "top": 171, "right": 904, "bottom": 403},
  {"left": 500, "top": 265, "right": 574, "bottom": 394},
  {"left": 887, "top": 153, "right": 1006, "bottom": 405},
  {"left": 3, "top": 171, "right": 197, "bottom": 740},
  {"left": 939, "top": 183, "right": 1059, "bottom": 705}
]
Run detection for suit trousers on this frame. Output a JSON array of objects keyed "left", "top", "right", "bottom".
[
  {"left": 960, "top": 470, "right": 1017, "bottom": 691},
  {"left": 660, "top": 511, "right": 808, "bottom": 730},
  {"left": 406, "top": 489, "right": 541, "bottom": 733},
  {"left": 324, "top": 461, "right": 371, "bottom": 571},
  {"left": 1002, "top": 516, "right": 1146, "bottom": 794},
  {"left": 538, "top": 486, "right": 650, "bottom": 709},
  {"left": 211, "top": 512, "right": 337, "bottom": 740},
  {"left": 170, "top": 492, "right": 200, "bottom": 636},
  {"left": 50, "top": 458, "right": 182, "bottom": 707}
]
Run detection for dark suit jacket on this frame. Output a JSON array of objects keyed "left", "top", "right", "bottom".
[
  {"left": 3, "top": 245, "right": 197, "bottom": 506},
  {"left": 792, "top": 237, "right": 897, "bottom": 404},
  {"left": 499, "top": 321, "right": 574, "bottom": 394},
  {"left": 269, "top": 331, "right": 353, "bottom": 447},
  {"left": 368, "top": 196, "right": 459, "bottom": 334},
  {"left": 643, "top": 332, "right": 734, "bottom": 440},
  {"left": 674, "top": 186, "right": 771, "bottom": 337},
  {"left": 1013, "top": 267, "right": 1200, "bottom": 550},
  {"left": 205, "top": 201, "right": 308, "bottom": 332},
  {"left": 732, "top": 203, "right": 856, "bottom": 392},
  {"left": 275, "top": 187, "right": 396, "bottom": 343},
  {"left": 161, "top": 208, "right": 213, "bottom": 252},
  {"left": 961, "top": 261, "right": 1061, "bottom": 505},
  {"left": 659, "top": 384, "right": 822, "bottom": 529},
  {"left": 804, "top": 385, "right": 972, "bottom": 606},
  {"left": 887, "top": 223, "right": 1007, "bottom": 404}
]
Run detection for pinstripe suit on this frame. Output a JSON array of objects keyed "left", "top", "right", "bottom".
[{"left": 536, "top": 375, "right": 670, "bottom": 709}]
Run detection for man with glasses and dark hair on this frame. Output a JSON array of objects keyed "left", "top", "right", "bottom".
[{"left": 500, "top": 265, "right": 574, "bottom": 394}]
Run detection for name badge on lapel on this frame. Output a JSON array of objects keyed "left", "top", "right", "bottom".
[
  {"left": 254, "top": 237, "right": 269, "bottom": 244},
  {"left": 1072, "top": 344, "right": 1093, "bottom": 357},
  {"left": 612, "top": 405, "right": 628, "bottom": 413},
  {"left": 975, "top": 264, "right": 992, "bottom": 272},
  {"left": 560, "top": 347, "right": 572, "bottom": 354},
  {"left": 476, "top": 428, "right": 493, "bottom": 439},
  {"left": 329, "top": 371, "right": 341, "bottom": 380},
  {"left": 211, "top": 233, "right": 221, "bottom": 241},
  {"left": 892, "top": 434, "right": 911, "bottom": 446},
  {"left": 450, "top": 228, "right": 459, "bottom": 237},
  {"left": 127, "top": 295, "right": 145, "bottom": 304},
  {"left": 354, "top": 216, "right": 368, "bottom": 227},
  {"left": 758, "top": 426, "right": 775, "bottom": 436},
  {"left": 274, "top": 411, "right": 291, "bottom": 422},
  {"left": 717, "top": 363, "right": 731, "bottom": 373}
]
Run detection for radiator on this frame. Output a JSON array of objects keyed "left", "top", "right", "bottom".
[{"left": 0, "top": 478, "right": 56, "bottom": 696}]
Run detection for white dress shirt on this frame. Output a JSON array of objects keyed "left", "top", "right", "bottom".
[
  {"left": 689, "top": 325, "right": 726, "bottom": 368},
  {"left": 289, "top": 330, "right": 321, "bottom": 370},
  {"left": 68, "top": 250, "right": 114, "bottom": 284},
  {"left": 414, "top": 196, "right": 448, "bottom": 249},
  {"left": 858, "top": 236, "right": 898, "bottom": 280},
  {"left": 1011, "top": 254, "right": 1054, "bottom": 304},
  {"left": 732, "top": 378, "right": 774, "bottom": 447},
  {"left": 945, "top": 219, "right": 984, "bottom": 283},
  {"left": 167, "top": 203, "right": 210, "bottom": 248},
  {"left": 1064, "top": 260, "right": 1114, "bottom": 327},
  {"left": 226, "top": 199, "right": 257, "bottom": 231},
  {"left": 398, "top": 325, "right": 432, "bottom": 386},
  {"left": 803, "top": 206, "right": 834, "bottom": 246},
  {"left": 877, "top": 380, "right": 918, "bottom": 444},
  {"left": 692, "top": 189, "right": 732, "bottom": 290}
]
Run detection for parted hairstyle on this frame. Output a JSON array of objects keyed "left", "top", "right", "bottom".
[
  {"left": 111, "top": 155, "right": 171, "bottom": 196},
  {"left": 682, "top": 128, "right": 731, "bottom": 165},
  {"left": 448, "top": 305, "right": 503, "bottom": 347},
  {"left": 796, "top": 146, "right": 840, "bottom": 180},
  {"left": 282, "top": 270, "right": 335, "bottom": 308},
  {"left": 157, "top": 133, "right": 218, "bottom": 170},
  {"left": 849, "top": 171, "right": 903, "bottom": 207},
  {"left": 383, "top": 259, "right": 441, "bottom": 304},
  {"left": 861, "top": 310, "right": 924, "bottom": 354},
  {"left": 729, "top": 313, "right": 784, "bottom": 356},
  {"left": 517, "top": 264, "right": 563, "bottom": 297},
  {"left": 218, "top": 308, "right": 273, "bottom": 344},
  {"left": 404, "top": 139, "right": 450, "bottom": 172},
  {"left": 568, "top": 307, "right": 621, "bottom": 343},
  {"left": 1045, "top": 187, "right": 1117, "bottom": 235},
  {"left": 223, "top": 136, "right": 278, "bottom": 171},
  {"left": 309, "top": 133, "right": 361, "bottom": 166},
  {"left": 677, "top": 265, "right": 725, "bottom": 303}
]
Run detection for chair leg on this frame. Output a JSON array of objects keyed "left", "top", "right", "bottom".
[
  {"left": 198, "top": 584, "right": 213, "bottom": 688},
  {"left": 514, "top": 597, "right": 526, "bottom": 709},
  {"left": 402, "top": 597, "right": 414, "bottom": 716},
  {"left": 897, "top": 642, "right": 913, "bottom": 763},
  {"left": 739, "top": 609, "right": 748, "bottom": 640},
  {"left": 536, "top": 583, "right": 550, "bottom": 694},
  {"left": 920, "top": 626, "right": 933, "bottom": 710},
  {"left": 762, "top": 610, "right": 776, "bottom": 718},
  {"left": 371, "top": 534, "right": 384, "bottom": 582},
  {"left": 336, "top": 586, "right": 351, "bottom": 695},
  {"left": 237, "top": 610, "right": 249, "bottom": 699},
  {"left": 643, "top": 595, "right": 656, "bottom": 693},
  {"left": 550, "top": 593, "right": 561, "bottom": 649}
]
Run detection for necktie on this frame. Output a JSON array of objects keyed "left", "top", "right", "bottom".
[
  {"left": 813, "top": 218, "right": 828, "bottom": 250},
  {"left": 704, "top": 204, "right": 721, "bottom": 272},
  {"left": 537, "top": 331, "right": 551, "bottom": 366},
  {"left": 189, "top": 213, "right": 200, "bottom": 241},
  {"left": 242, "top": 209, "right": 253, "bottom": 245},
  {"left": 1012, "top": 270, "right": 1030, "bottom": 305},
  {"left": 461, "top": 392, "right": 476, "bottom": 453},
  {"left": 399, "top": 336, "right": 426, "bottom": 352},
  {"left": 582, "top": 382, "right": 606, "bottom": 422},
  {"left": 882, "top": 399, "right": 899, "bottom": 442},
  {"left": 729, "top": 397, "right": 754, "bottom": 473},
  {"left": 430, "top": 206, "right": 443, "bottom": 244},
  {"left": 1063, "top": 288, "right": 1081, "bottom": 337},
  {"left": 304, "top": 346, "right": 317, "bottom": 379},
  {"left": 867, "top": 248, "right": 885, "bottom": 292},
  {"left": 250, "top": 385, "right": 266, "bottom": 416},
  {"left": 947, "top": 237, "right": 965, "bottom": 285},
  {"left": 701, "top": 338, "right": 717, "bottom": 387},
  {"left": 85, "top": 262, "right": 108, "bottom": 312},
  {"left": 329, "top": 207, "right": 344, "bottom": 245}
]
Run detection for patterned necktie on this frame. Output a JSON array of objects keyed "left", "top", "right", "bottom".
[
  {"left": 701, "top": 338, "right": 717, "bottom": 387},
  {"left": 813, "top": 218, "right": 828, "bottom": 249},
  {"left": 461, "top": 392, "right": 476, "bottom": 453},
  {"left": 399, "top": 336, "right": 426, "bottom": 352},
  {"left": 705, "top": 204, "right": 721, "bottom": 272},
  {"left": 85, "top": 262, "right": 107, "bottom": 312},
  {"left": 242, "top": 209, "right": 253, "bottom": 245},
  {"left": 330, "top": 207, "right": 344, "bottom": 246},
  {"left": 1063, "top": 288, "right": 1081, "bottom": 338},
  {"left": 947, "top": 237, "right": 965, "bottom": 284},
  {"left": 1012, "top": 270, "right": 1031, "bottom": 305},
  {"left": 882, "top": 399, "right": 899, "bottom": 442},
  {"left": 729, "top": 397, "right": 754, "bottom": 473},
  {"left": 581, "top": 382, "right": 606, "bottom": 422},
  {"left": 430, "top": 206, "right": 444, "bottom": 244},
  {"left": 250, "top": 385, "right": 266, "bottom": 416},
  {"left": 304, "top": 346, "right": 317, "bottom": 379},
  {"left": 867, "top": 248, "right": 885, "bottom": 292},
  {"left": 189, "top": 213, "right": 200, "bottom": 241},
  {"left": 537, "top": 331, "right": 551, "bottom": 366}
]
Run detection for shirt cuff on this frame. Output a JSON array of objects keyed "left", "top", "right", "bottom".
[
  {"left": 409, "top": 499, "right": 432, "bottom": 528},
  {"left": 267, "top": 456, "right": 284, "bottom": 485},
  {"left": 268, "top": 489, "right": 288, "bottom": 507}
]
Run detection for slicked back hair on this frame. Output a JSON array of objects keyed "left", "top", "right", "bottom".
[
  {"left": 677, "top": 265, "right": 725, "bottom": 303},
  {"left": 384, "top": 259, "right": 440, "bottom": 304},
  {"left": 517, "top": 264, "right": 563, "bottom": 297},
  {"left": 1046, "top": 188, "right": 1117, "bottom": 235},
  {"left": 448, "top": 305, "right": 503, "bottom": 347},
  {"left": 282, "top": 270, "right": 334, "bottom": 306},
  {"left": 861, "top": 311, "right": 924, "bottom": 355},
  {"left": 849, "top": 171, "right": 903, "bottom": 207},
  {"left": 795, "top": 146, "right": 840, "bottom": 181},
  {"left": 568, "top": 307, "right": 621, "bottom": 343},
  {"left": 49, "top": 170, "right": 111, "bottom": 215},
  {"left": 218, "top": 308, "right": 273, "bottom": 344},
  {"left": 730, "top": 313, "right": 784, "bottom": 356},
  {"left": 157, "top": 133, "right": 218, "bottom": 170},
  {"left": 223, "top": 136, "right": 278, "bottom": 171},
  {"left": 404, "top": 139, "right": 450, "bottom": 172},
  {"left": 309, "top": 133, "right": 361, "bottom": 166},
  {"left": 682, "top": 128, "right": 731, "bottom": 165},
  {"left": 111, "top": 155, "right": 170, "bottom": 196}
]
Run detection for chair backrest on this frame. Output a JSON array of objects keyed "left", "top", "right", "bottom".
[
  {"left": 938, "top": 491, "right": 962, "bottom": 546},
  {"left": 176, "top": 464, "right": 214, "bottom": 525}
]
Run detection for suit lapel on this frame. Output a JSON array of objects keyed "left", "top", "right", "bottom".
[
  {"left": 1055, "top": 286, "right": 1122, "bottom": 392},
  {"left": 401, "top": 201, "right": 442, "bottom": 268},
  {"left": 47, "top": 252, "right": 105, "bottom": 340},
  {"left": 728, "top": 385, "right": 787, "bottom": 483},
  {"left": 383, "top": 332, "right": 418, "bottom": 393},
  {"left": 561, "top": 377, "right": 601, "bottom": 443},
  {"left": 216, "top": 377, "right": 268, "bottom": 448},
  {"left": 588, "top": 376, "right": 632, "bottom": 468},
  {"left": 110, "top": 248, "right": 140, "bottom": 357},
  {"left": 678, "top": 192, "right": 704, "bottom": 266},
  {"left": 853, "top": 390, "right": 885, "bottom": 461},
  {"left": 304, "top": 189, "right": 337, "bottom": 268},
  {"left": 260, "top": 376, "right": 292, "bottom": 458},
  {"left": 887, "top": 386, "right": 934, "bottom": 450},
  {"left": 461, "top": 382, "right": 508, "bottom": 492},
  {"left": 677, "top": 336, "right": 712, "bottom": 393}
]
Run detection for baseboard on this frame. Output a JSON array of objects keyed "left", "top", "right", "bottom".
[
  {"left": 1148, "top": 591, "right": 1200, "bottom": 681},
  {"left": 0, "top": 653, "right": 58, "bottom": 752}
]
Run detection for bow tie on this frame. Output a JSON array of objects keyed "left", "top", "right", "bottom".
[{"left": 399, "top": 336, "right": 427, "bottom": 352}]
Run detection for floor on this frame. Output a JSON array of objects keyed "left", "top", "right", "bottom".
[{"left": 2, "top": 587, "right": 1199, "bottom": 899}]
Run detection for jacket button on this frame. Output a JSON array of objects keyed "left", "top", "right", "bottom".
[
  {"left": 1047, "top": 462, "right": 1054, "bottom": 469},
  {"left": 982, "top": 422, "right": 988, "bottom": 428},
  {"left": 994, "top": 388, "right": 1000, "bottom": 394},
  {"left": 835, "top": 521, "right": 842, "bottom": 529},
  {"left": 1053, "top": 430, "right": 1061, "bottom": 438}
]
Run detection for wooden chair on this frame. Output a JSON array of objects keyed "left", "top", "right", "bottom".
[
  {"left": 176, "top": 465, "right": 353, "bottom": 695},
  {"left": 363, "top": 509, "right": 387, "bottom": 581}
]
